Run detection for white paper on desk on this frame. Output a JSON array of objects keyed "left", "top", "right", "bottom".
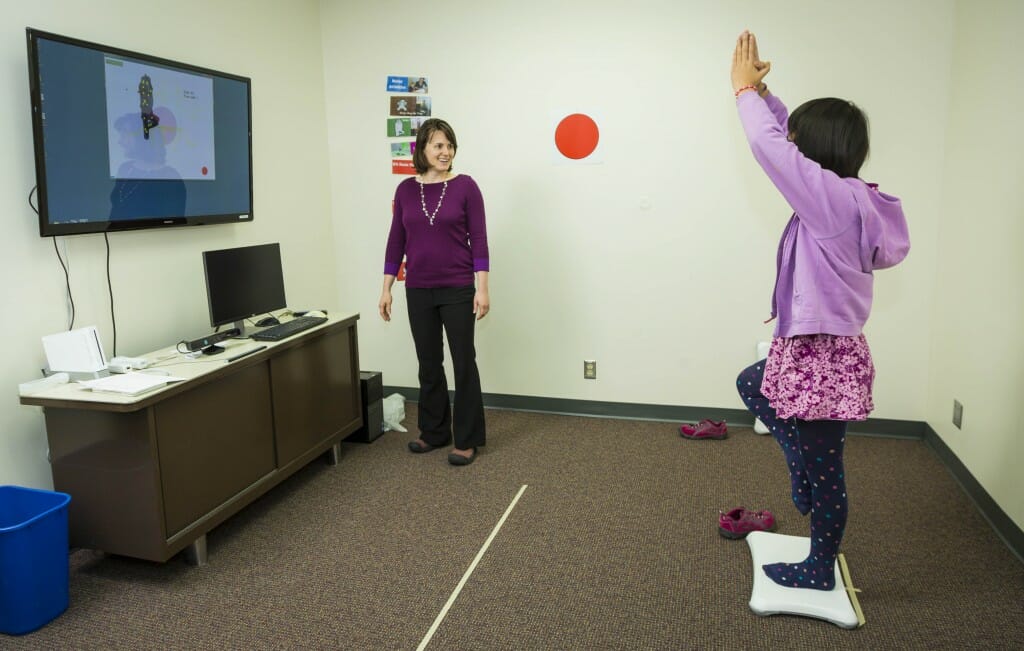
[
  {"left": 79, "top": 372, "right": 185, "bottom": 396},
  {"left": 42, "top": 326, "right": 107, "bottom": 373}
]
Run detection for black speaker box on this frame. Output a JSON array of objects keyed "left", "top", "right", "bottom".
[
  {"left": 361, "top": 370, "right": 383, "bottom": 404},
  {"left": 346, "top": 371, "right": 383, "bottom": 443}
]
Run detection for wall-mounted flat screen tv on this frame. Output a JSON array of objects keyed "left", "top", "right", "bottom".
[{"left": 26, "top": 28, "right": 253, "bottom": 237}]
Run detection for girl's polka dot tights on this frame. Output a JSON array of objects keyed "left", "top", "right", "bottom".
[{"left": 737, "top": 361, "right": 849, "bottom": 591}]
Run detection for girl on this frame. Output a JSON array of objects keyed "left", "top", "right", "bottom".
[{"left": 731, "top": 31, "right": 910, "bottom": 590}]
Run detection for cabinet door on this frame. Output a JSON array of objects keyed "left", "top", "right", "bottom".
[
  {"left": 155, "top": 363, "right": 276, "bottom": 536},
  {"left": 271, "top": 328, "right": 358, "bottom": 468}
]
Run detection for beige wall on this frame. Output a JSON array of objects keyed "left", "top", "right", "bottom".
[
  {"left": 928, "top": 0, "right": 1024, "bottom": 530},
  {"left": 1, "top": 0, "right": 335, "bottom": 488},
  {"left": 322, "top": 1, "right": 947, "bottom": 416}
]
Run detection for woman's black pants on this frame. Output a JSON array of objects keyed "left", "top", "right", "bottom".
[{"left": 406, "top": 285, "right": 486, "bottom": 450}]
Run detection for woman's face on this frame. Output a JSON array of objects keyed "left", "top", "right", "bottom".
[{"left": 423, "top": 130, "right": 455, "bottom": 175}]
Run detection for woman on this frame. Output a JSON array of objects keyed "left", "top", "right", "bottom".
[{"left": 379, "top": 118, "right": 490, "bottom": 466}]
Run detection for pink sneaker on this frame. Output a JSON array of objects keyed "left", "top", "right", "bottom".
[
  {"left": 679, "top": 419, "right": 728, "bottom": 439},
  {"left": 718, "top": 507, "right": 776, "bottom": 539}
]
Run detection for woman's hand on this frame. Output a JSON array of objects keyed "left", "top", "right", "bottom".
[
  {"left": 379, "top": 289, "right": 392, "bottom": 322},
  {"left": 473, "top": 270, "right": 490, "bottom": 320},
  {"left": 731, "top": 30, "right": 770, "bottom": 93},
  {"left": 380, "top": 275, "right": 397, "bottom": 322},
  {"left": 474, "top": 288, "right": 490, "bottom": 320}
]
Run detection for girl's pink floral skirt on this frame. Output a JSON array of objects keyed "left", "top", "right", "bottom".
[{"left": 761, "top": 333, "right": 875, "bottom": 421}]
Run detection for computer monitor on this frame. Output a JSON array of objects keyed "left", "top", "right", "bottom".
[{"left": 202, "top": 243, "right": 286, "bottom": 335}]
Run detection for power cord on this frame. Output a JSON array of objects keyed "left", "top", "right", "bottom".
[
  {"left": 30, "top": 186, "right": 77, "bottom": 331},
  {"left": 53, "top": 238, "right": 76, "bottom": 331},
  {"left": 104, "top": 232, "right": 117, "bottom": 357}
]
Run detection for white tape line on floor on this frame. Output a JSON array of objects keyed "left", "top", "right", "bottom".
[{"left": 417, "top": 484, "right": 529, "bottom": 651}]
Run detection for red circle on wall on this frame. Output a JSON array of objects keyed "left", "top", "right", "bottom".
[{"left": 555, "top": 113, "right": 599, "bottom": 160}]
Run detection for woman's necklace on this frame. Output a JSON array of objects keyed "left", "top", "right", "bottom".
[{"left": 418, "top": 176, "right": 448, "bottom": 226}]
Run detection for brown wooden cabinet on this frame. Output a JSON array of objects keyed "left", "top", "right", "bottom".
[{"left": 21, "top": 315, "right": 361, "bottom": 563}]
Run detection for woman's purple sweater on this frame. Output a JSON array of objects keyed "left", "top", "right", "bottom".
[{"left": 384, "top": 175, "right": 489, "bottom": 289}]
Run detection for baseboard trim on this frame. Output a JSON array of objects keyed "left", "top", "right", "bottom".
[
  {"left": 385, "top": 386, "right": 1023, "bottom": 562},
  {"left": 383, "top": 386, "right": 924, "bottom": 437}
]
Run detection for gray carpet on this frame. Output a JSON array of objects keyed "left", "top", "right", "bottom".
[{"left": 4, "top": 405, "right": 1023, "bottom": 650}]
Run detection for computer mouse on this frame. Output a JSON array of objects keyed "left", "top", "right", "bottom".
[
  {"left": 256, "top": 316, "right": 280, "bottom": 327},
  {"left": 305, "top": 310, "right": 328, "bottom": 319}
]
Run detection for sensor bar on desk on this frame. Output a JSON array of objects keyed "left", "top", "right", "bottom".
[{"left": 226, "top": 346, "right": 267, "bottom": 362}]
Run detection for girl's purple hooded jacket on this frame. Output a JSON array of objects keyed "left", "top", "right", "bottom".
[{"left": 737, "top": 91, "right": 910, "bottom": 338}]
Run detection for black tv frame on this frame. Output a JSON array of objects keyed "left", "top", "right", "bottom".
[{"left": 26, "top": 28, "right": 254, "bottom": 237}]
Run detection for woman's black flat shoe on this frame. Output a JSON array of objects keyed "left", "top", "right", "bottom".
[
  {"left": 408, "top": 440, "right": 441, "bottom": 453},
  {"left": 447, "top": 448, "right": 477, "bottom": 466}
]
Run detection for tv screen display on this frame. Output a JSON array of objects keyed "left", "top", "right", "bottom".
[
  {"left": 26, "top": 28, "right": 253, "bottom": 237},
  {"left": 203, "top": 243, "right": 286, "bottom": 331}
]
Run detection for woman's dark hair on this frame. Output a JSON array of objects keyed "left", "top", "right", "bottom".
[
  {"left": 413, "top": 118, "right": 458, "bottom": 174},
  {"left": 787, "top": 98, "right": 869, "bottom": 179}
]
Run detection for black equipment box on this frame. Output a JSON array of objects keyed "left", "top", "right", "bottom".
[{"left": 346, "top": 371, "right": 383, "bottom": 443}]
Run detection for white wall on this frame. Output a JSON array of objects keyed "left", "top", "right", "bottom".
[
  {"left": 1, "top": 0, "right": 336, "bottom": 487},
  {"left": 322, "top": 0, "right": 947, "bottom": 415},
  {"left": 928, "top": 0, "right": 1024, "bottom": 531}
]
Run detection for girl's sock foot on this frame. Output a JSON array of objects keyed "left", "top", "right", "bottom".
[{"left": 762, "top": 561, "right": 836, "bottom": 591}]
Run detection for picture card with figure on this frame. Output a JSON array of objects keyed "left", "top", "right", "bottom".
[
  {"left": 389, "top": 96, "right": 431, "bottom": 117},
  {"left": 387, "top": 75, "right": 429, "bottom": 94}
]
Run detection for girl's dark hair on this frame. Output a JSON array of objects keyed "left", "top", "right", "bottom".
[
  {"left": 413, "top": 118, "right": 458, "bottom": 174},
  {"left": 787, "top": 98, "right": 869, "bottom": 179}
]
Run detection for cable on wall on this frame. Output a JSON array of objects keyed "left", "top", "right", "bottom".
[
  {"left": 29, "top": 186, "right": 77, "bottom": 330},
  {"left": 104, "top": 232, "right": 117, "bottom": 357},
  {"left": 54, "top": 238, "right": 76, "bottom": 331}
]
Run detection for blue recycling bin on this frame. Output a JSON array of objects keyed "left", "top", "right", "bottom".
[{"left": 0, "top": 485, "right": 72, "bottom": 635}]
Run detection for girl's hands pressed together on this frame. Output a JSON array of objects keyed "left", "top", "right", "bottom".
[{"left": 731, "top": 30, "right": 771, "bottom": 94}]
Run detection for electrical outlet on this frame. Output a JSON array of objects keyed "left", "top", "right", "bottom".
[
  {"left": 584, "top": 360, "right": 597, "bottom": 380},
  {"left": 953, "top": 399, "right": 963, "bottom": 429}
]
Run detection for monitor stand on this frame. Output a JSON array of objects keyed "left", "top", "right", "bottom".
[{"left": 230, "top": 320, "right": 251, "bottom": 339}]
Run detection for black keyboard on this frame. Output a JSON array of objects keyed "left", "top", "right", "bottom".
[{"left": 251, "top": 316, "right": 328, "bottom": 341}]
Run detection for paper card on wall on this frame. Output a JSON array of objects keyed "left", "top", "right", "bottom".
[
  {"left": 390, "top": 142, "right": 412, "bottom": 158},
  {"left": 388, "top": 118, "right": 411, "bottom": 137},
  {"left": 387, "top": 119, "right": 425, "bottom": 138},
  {"left": 408, "top": 77, "right": 428, "bottom": 94},
  {"left": 387, "top": 76, "right": 409, "bottom": 92},
  {"left": 392, "top": 160, "right": 415, "bottom": 175},
  {"left": 390, "top": 96, "right": 431, "bottom": 117},
  {"left": 387, "top": 76, "right": 429, "bottom": 94},
  {"left": 42, "top": 325, "right": 108, "bottom": 373}
]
